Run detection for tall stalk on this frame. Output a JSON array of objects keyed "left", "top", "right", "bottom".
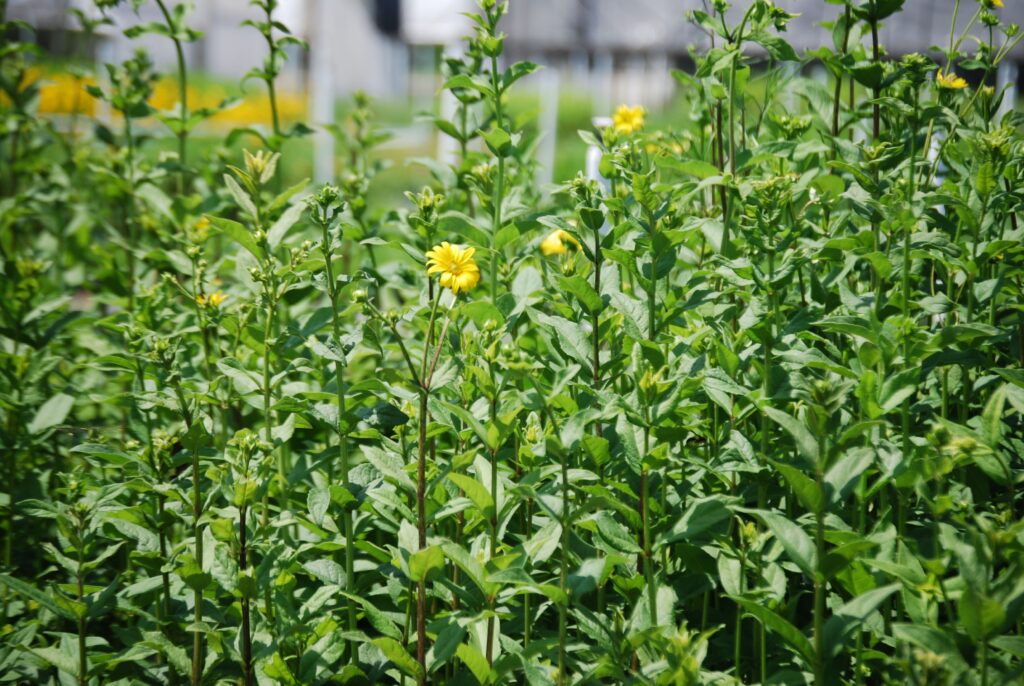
[
  {"left": 813, "top": 456, "right": 826, "bottom": 686},
  {"left": 312, "top": 190, "right": 358, "bottom": 643},
  {"left": 166, "top": 367, "right": 203, "bottom": 686},
  {"left": 831, "top": 3, "right": 852, "bottom": 147},
  {"left": 153, "top": 0, "right": 189, "bottom": 193},
  {"left": 558, "top": 443, "right": 570, "bottom": 684},
  {"left": 239, "top": 490, "right": 253, "bottom": 686},
  {"left": 487, "top": 52, "right": 506, "bottom": 302},
  {"left": 871, "top": 18, "right": 881, "bottom": 140},
  {"left": 75, "top": 518, "right": 87, "bottom": 686},
  {"left": 898, "top": 87, "right": 920, "bottom": 540}
]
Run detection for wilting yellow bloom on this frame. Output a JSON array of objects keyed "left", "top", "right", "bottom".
[
  {"left": 989, "top": 0, "right": 1004, "bottom": 8},
  {"left": 196, "top": 291, "right": 227, "bottom": 308},
  {"left": 936, "top": 71, "right": 968, "bottom": 89},
  {"left": 613, "top": 104, "right": 645, "bottom": 135},
  {"left": 539, "top": 229, "right": 582, "bottom": 256},
  {"left": 425, "top": 242, "right": 480, "bottom": 295}
]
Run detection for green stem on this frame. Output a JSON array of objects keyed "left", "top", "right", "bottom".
[
  {"left": 489, "top": 52, "right": 505, "bottom": 301},
  {"left": 76, "top": 554, "right": 86, "bottom": 686},
  {"left": 831, "top": 4, "right": 852, "bottom": 147},
  {"left": 899, "top": 94, "right": 919, "bottom": 541},
  {"left": 322, "top": 222, "right": 357, "bottom": 643},
  {"left": 171, "top": 381, "right": 204, "bottom": 686},
  {"left": 154, "top": 0, "right": 189, "bottom": 192},
  {"left": 558, "top": 444, "right": 570, "bottom": 684},
  {"left": 871, "top": 18, "right": 880, "bottom": 140},
  {"left": 262, "top": 2, "right": 282, "bottom": 145},
  {"left": 240, "top": 502, "right": 253, "bottom": 686},
  {"left": 813, "top": 451, "right": 827, "bottom": 686}
]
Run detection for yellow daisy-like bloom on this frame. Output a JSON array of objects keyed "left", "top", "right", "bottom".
[
  {"left": 990, "top": 0, "right": 1004, "bottom": 8},
  {"left": 936, "top": 71, "right": 968, "bottom": 90},
  {"left": 425, "top": 242, "right": 480, "bottom": 295},
  {"left": 612, "top": 104, "right": 646, "bottom": 135},
  {"left": 196, "top": 290, "right": 227, "bottom": 308},
  {"left": 539, "top": 229, "right": 582, "bottom": 256}
]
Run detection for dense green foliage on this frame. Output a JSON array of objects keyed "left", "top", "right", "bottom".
[{"left": 3, "top": 0, "right": 1024, "bottom": 684}]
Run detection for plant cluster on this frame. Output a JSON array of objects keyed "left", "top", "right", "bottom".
[{"left": 2, "top": 0, "right": 1024, "bottom": 684}]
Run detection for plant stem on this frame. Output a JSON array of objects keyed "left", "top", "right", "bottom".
[
  {"left": 76, "top": 544, "right": 86, "bottom": 686},
  {"left": 488, "top": 52, "right": 505, "bottom": 301},
  {"left": 240, "top": 502, "right": 253, "bottom": 686},
  {"left": 172, "top": 381, "right": 204, "bottom": 686},
  {"left": 259, "top": 271, "right": 278, "bottom": 623},
  {"left": 321, "top": 221, "right": 357, "bottom": 641},
  {"left": 813, "top": 444, "right": 827, "bottom": 686},
  {"left": 262, "top": 2, "right": 282, "bottom": 145},
  {"left": 899, "top": 93, "right": 919, "bottom": 541},
  {"left": 831, "top": 3, "right": 852, "bottom": 147},
  {"left": 154, "top": 0, "right": 189, "bottom": 193},
  {"left": 416, "top": 385, "right": 428, "bottom": 683},
  {"left": 558, "top": 442, "right": 570, "bottom": 684},
  {"left": 871, "top": 18, "right": 881, "bottom": 140},
  {"left": 715, "top": 101, "right": 730, "bottom": 256}
]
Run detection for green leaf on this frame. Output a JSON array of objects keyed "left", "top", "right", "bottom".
[
  {"left": 752, "top": 33, "right": 798, "bottom": 61},
  {"left": 733, "top": 597, "right": 814, "bottom": 664},
  {"left": 0, "top": 573, "right": 73, "bottom": 619},
  {"left": 763, "top": 407, "right": 820, "bottom": 466},
  {"left": 303, "top": 559, "right": 346, "bottom": 586},
  {"left": 448, "top": 472, "right": 494, "bottom": 517},
  {"left": 959, "top": 587, "right": 1006, "bottom": 642},
  {"left": 338, "top": 591, "right": 402, "bottom": 640},
  {"left": 208, "top": 215, "right": 264, "bottom": 261},
  {"left": 267, "top": 201, "right": 305, "bottom": 250},
  {"left": 757, "top": 510, "right": 816, "bottom": 578},
  {"left": 481, "top": 126, "right": 512, "bottom": 157},
  {"left": 535, "top": 313, "right": 592, "bottom": 376},
  {"left": 892, "top": 624, "right": 968, "bottom": 674},
  {"left": 373, "top": 637, "right": 423, "bottom": 680},
  {"left": 823, "top": 584, "right": 899, "bottom": 660},
  {"left": 457, "top": 642, "right": 494, "bottom": 684},
  {"left": 879, "top": 368, "right": 919, "bottom": 413},
  {"left": 429, "top": 622, "right": 466, "bottom": 671},
  {"left": 28, "top": 393, "right": 74, "bottom": 434},
  {"left": 524, "top": 520, "right": 562, "bottom": 563},
  {"left": 216, "top": 358, "right": 262, "bottom": 395},
  {"left": 409, "top": 545, "right": 444, "bottom": 582},
  {"left": 143, "top": 630, "right": 191, "bottom": 676},
  {"left": 307, "top": 486, "right": 331, "bottom": 527},
  {"left": 980, "top": 384, "right": 1006, "bottom": 450},
  {"left": 659, "top": 496, "right": 733, "bottom": 547},
  {"left": 771, "top": 460, "right": 823, "bottom": 513},
  {"left": 851, "top": 62, "right": 884, "bottom": 89},
  {"left": 29, "top": 646, "right": 80, "bottom": 678},
  {"left": 224, "top": 172, "right": 258, "bottom": 218},
  {"left": 558, "top": 275, "right": 602, "bottom": 313},
  {"left": 670, "top": 159, "right": 721, "bottom": 179}
]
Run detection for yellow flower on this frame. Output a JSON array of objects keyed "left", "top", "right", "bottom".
[
  {"left": 539, "top": 229, "right": 582, "bottom": 256},
  {"left": 936, "top": 71, "right": 968, "bottom": 90},
  {"left": 612, "top": 104, "right": 646, "bottom": 135},
  {"left": 425, "top": 242, "right": 480, "bottom": 295},
  {"left": 990, "top": 0, "right": 1004, "bottom": 8},
  {"left": 196, "top": 290, "right": 227, "bottom": 308}
]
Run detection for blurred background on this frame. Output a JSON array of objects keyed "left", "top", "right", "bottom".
[{"left": 8, "top": 0, "right": 1024, "bottom": 191}]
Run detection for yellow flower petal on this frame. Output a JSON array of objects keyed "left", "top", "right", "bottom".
[
  {"left": 613, "top": 104, "right": 646, "bottom": 135},
  {"left": 540, "top": 229, "right": 580, "bottom": 256},
  {"left": 425, "top": 241, "right": 481, "bottom": 295},
  {"left": 936, "top": 71, "right": 968, "bottom": 90}
]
